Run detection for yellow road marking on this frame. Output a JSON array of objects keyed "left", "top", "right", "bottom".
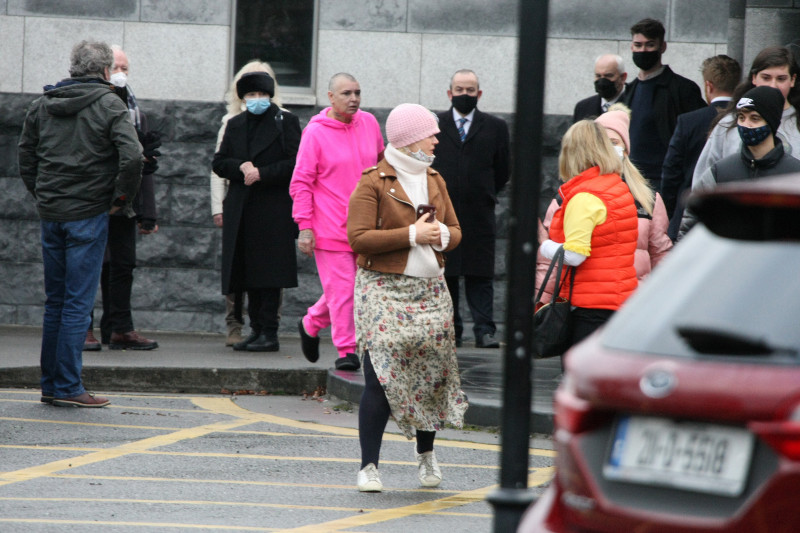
[
  {"left": 0, "top": 496, "right": 379, "bottom": 512},
  {"left": 0, "top": 417, "right": 254, "bottom": 486},
  {"left": 50, "top": 472, "right": 463, "bottom": 492},
  {"left": 192, "top": 397, "right": 556, "bottom": 457},
  {"left": 277, "top": 484, "right": 496, "bottom": 532},
  {"left": 0, "top": 518, "right": 276, "bottom": 531},
  {"left": 1, "top": 391, "right": 553, "bottom": 531}
]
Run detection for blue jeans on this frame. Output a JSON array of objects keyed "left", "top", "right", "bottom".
[{"left": 40, "top": 212, "right": 109, "bottom": 398}]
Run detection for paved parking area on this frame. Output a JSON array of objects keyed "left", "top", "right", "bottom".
[{"left": 0, "top": 389, "right": 554, "bottom": 532}]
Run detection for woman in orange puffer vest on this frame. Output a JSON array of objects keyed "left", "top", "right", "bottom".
[{"left": 540, "top": 120, "right": 639, "bottom": 346}]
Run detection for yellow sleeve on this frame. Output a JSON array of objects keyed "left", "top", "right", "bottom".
[{"left": 563, "top": 192, "right": 607, "bottom": 256}]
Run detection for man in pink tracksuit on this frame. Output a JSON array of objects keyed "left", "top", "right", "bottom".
[{"left": 290, "top": 72, "right": 384, "bottom": 371}]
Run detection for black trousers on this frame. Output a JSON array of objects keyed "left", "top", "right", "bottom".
[
  {"left": 97, "top": 216, "right": 137, "bottom": 340},
  {"left": 570, "top": 307, "right": 614, "bottom": 347},
  {"left": 247, "top": 287, "right": 281, "bottom": 335},
  {"left": 445, "top": 275, "right": 496, "bottom": 339}
]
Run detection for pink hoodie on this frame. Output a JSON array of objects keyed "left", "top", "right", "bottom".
[{"left": 290, "top": 108, "right": 384, "bottom": 251}]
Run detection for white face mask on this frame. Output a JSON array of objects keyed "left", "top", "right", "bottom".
[
  {"left": 109, "top": 72, "right": 128, "bottom": 88},
  {"left": 613, "top": 144, "right": 625, "bottom": 161}
]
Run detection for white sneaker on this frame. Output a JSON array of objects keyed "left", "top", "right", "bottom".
[
  {"left": 357, "top": 463, "right": 383, "bottom": 492},
  {"left": 415, "top": 449, "right": 442, "bottom": 487}
]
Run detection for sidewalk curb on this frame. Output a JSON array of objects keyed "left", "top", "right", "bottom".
[{"left": 0, "top": 366, "right": 328, "bottom": 395}]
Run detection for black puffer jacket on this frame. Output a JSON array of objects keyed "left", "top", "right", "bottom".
[{"left": 18, "top": 78, "right": 142, "bottom": 222}]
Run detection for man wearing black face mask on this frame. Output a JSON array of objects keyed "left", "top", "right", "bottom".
[
  {"left": 433, "top": 69, "right": 510, "bottom": 349},
  {"left": 622, "top": 18, "right": 706, "bottom": 189},
  {"left": 573, "top": 54, "right": 627, "bottom": 123}
]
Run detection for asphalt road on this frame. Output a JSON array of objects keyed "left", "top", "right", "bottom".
[{"left": 0, "top": 389, "right": 554, "bottom": 532}]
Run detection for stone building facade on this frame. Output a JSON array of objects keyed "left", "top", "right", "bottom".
[{"left": 0, "top": 0, "right": 797, "bottom": 335}]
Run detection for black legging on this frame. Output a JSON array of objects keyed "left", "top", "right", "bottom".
[{"left": 359, "top": 351, "right": 435, "bottom": 469}]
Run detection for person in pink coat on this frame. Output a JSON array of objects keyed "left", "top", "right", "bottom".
[
  {"left": 536, "top": 105, "right": 672, "bottom": 302},
  {"left": 289, "top": 73, "right": 384, "bottom": 371}
]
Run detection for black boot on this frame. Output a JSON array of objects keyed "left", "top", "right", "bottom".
[
  {"left": 247, "top": 332, "right": 279, "bottom": 352},
  {"left": 233, "top": 331, "right": 260, "bottom": 351}
]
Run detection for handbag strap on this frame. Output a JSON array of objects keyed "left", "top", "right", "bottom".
[{"left": 535, "top": 245, "right": 576, "bottom": 304}]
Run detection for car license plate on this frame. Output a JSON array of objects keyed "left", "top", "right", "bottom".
[{"left": 603, "top": 416, "right": 754, "bottom": 496}]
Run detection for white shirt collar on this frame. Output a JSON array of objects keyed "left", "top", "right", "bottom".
[{"left": 452, "top": 107, "right": 476, "bottom": 123}]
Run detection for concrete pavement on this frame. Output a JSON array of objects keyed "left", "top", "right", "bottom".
[{"left": 0, "top": 324, "right": 559, "bottom": 433}]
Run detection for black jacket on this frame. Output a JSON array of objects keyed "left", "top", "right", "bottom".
[
  {"left": 432, "top": 108, "right": 510, "bottom": 277},
  {"left": 660, "top": 100, "right": 730, "bottom": 240},
  {"left": 623, "top": 66, "right": 706, "bottom": 149},
  {"left": 212, "top": 106, "right": 301, "bottom": 293},
  {"left": 572, "top": 94, "right": 602, "bottom": 123}
]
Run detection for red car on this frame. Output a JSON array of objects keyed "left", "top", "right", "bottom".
[{"left": 520, "top": 174, "right": 800, "bottom": 532}]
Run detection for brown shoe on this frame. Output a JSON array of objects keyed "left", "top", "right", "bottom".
[
  {"left": 84, "top": 329, "right": 101, "bottom": 351},
  {"left": 52, "top": 392, "right": 110, "bottom": 408},
  {"left": 226, "top": 326, "right": 243, "bottom": 347},
  {"left": 109, "top": 331, "right": 159, "bottom": 351}
]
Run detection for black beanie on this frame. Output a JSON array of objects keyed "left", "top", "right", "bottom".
[
  {"left": 236, "top": 72, "right": 275, "bottom": 99},
  {"left": 736, "top": 85, "right": 784, "bottom": 135}
]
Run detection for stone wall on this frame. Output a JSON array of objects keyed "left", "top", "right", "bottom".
[{"left": 0, "top": 92, "right": 566, "bottom": 336}]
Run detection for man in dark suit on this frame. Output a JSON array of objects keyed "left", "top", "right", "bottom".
[
  {"left": 433, "top": 69, "right": 510, "bottom": 349},
  {"left": 622, "top": 18, "right": 707, "bottom": 188},
  {"left": 573, "top": 54, "right": 628, "bottom": 123},
  {"left": 84, "top": 45, "right": 162, "bottom": 351},
  {"left": 661, "top": 54, "right": 741, "bottom": 241}
]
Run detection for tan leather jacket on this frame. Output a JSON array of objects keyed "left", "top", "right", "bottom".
[{"left": 347, "top": 158, "right": 461, "bottom": 275}]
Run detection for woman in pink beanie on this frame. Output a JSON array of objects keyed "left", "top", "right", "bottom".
[
  {"left": 536, "top": 104, "right": 673, "bottom": 306},
  {"left": 347, "top": 103, "right": 467, "bottom": 493}
]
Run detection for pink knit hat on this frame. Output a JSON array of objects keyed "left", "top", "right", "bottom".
[
  {"left": 385, "top": 103, "right": 440, "bottom": 148},
  {"left": 595, "top": 110, "right": 631, "bottom": 154}
]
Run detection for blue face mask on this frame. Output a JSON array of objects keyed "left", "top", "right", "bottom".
[
  {"left": 737, "top": 124, "right": 771, "bottom": 146},
  {"left": 245, "top": 97, "right": 271, "bottom": 115}
]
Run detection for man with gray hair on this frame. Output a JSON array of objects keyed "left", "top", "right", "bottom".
[
  {"left": 573, "top": 54, "right": 628, "bottom": 122},
  {"left": 18, "top": 40, "right": 143, "bottom": 407},
  {"left": 289, "top": 72, "right": 384, "bottom": 371},
  {"left": 433, "top": 69, "right": 510, "bottom": 349}
]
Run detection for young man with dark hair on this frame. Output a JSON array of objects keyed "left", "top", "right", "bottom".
[{"left": 623, "top": 18, "right": 707, "bottom": 188}]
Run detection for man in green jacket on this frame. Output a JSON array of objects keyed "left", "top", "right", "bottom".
[{"left": 18, "top": 40, "right": 143, "bottom": 408}]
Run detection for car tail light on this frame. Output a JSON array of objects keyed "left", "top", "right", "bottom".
[
  {"left": 749, "top": 421, "right": 800, "bottom": 461},
  {"left": 553, "top": 376, "right": 610, "bottom": 434}
]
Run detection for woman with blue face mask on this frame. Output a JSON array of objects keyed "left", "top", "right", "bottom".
[{"left": 212, "top": 71, "right": 302, "bottom": 352}]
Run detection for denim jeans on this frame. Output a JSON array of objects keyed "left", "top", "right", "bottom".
[{"left": 40, "top": 212, "right": 109, "bottom": 398}]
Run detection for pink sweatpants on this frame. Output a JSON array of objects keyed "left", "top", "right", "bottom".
[{"left": 302, "top": 249, "right": 357, "bottom": 358}]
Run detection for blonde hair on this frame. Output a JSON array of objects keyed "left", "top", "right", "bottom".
[
  {"left": 224, "top": 60, "right": 283, "bottom": 117},
  {"left": 604, "top": 103, "right": 655, "bottom": 215},
  {"left": 558, "top": 120, "right": 622, "bottom": 182}
]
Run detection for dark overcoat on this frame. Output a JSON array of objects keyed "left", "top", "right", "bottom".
[
  {"left": 433, "top": 108, "right": 510, "bottom": 277},
  {"left": 212, "top": 106, "right": 301, "bottom": 294}
]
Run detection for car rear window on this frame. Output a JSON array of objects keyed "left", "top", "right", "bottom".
[{"left": 601, "top": 225, "right": 800, "bottom": 361}]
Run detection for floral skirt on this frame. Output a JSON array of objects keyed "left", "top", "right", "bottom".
[{"left": 355, "top": 268, "right": 468, "bottom": 438}]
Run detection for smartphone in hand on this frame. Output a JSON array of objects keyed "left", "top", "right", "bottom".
[{"left": 416, "top": 203, "right": 436, "bottom": 222}]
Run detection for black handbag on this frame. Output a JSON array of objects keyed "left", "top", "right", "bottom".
[{"left": 533, "top": 246, "right": 576, "bottom": 359}]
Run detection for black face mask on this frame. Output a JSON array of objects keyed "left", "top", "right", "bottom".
[
  {"left": 594, "top": 78, "right": 618, "bottom": 100},
  {"left": 632, "top": 50, "right": 660, "bottom": 71},
  {"left": 451, "top": 94, "right": 478, "bottom": 115}
]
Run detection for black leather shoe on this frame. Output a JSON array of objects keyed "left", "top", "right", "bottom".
[
  {"left": 335, "top": 353, "right": 360, "bottom": 371},
  {"left": 455, "top": 337, "right": 463, "bottom": 348},
  {"left": 298, "top": 319, "right": 320, "bottom": 363},
  {"left": 233, "top": 332, "right": 260, "bottom": 351},
  {"left": 246, "top": 333, "right": 279, "bottom": 352},
  {"left": 476, "top": 332, "right": 500, "bottom": 348}
]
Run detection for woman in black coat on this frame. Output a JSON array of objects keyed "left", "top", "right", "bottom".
[{"left": 212, "top": 72, "right": 301, "bottom": 352}]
